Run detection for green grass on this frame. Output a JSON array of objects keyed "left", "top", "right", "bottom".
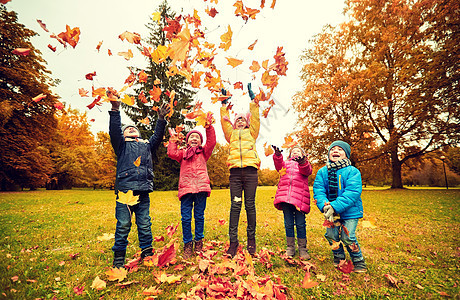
[{"left": 0, "top": 187, "right": 459, "bottom": 299}]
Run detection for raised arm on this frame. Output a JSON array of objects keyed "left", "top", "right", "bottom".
[{"left": 203, "top": 125, "right": 216, "bottom": 160}]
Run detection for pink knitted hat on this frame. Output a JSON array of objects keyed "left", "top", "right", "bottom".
[{"left": 186, "top": 130, "right": 203, "bottom": 144}]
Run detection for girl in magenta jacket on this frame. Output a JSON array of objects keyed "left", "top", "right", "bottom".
[
  {"left": 167, "top": 120, "right": 216, "bottom": 259},
  {"left": 273, "top": 145, "right": 312, "bottom": 259}
]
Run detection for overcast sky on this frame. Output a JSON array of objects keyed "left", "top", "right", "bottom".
[{"left": 7, "top": 0, "right": 346, "bottom": 169}]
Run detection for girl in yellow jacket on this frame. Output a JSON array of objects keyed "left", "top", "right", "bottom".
[{"left": 220, "top": 84, "right": 261, "bottom": 257}]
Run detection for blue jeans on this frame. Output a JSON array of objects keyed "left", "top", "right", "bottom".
[
  {"left": 112, "top": 192, "right": 153, "bottom": 252},
  {"left": 180, "top": 192, "right": 207, "bottom": 244},
  {"left": 281, "top": 203, "right": 306, "bottom": 239},
  {"left": 325, "top": 218, "right": 365, "bottom": 263},
  {"left": 229, "top": 167, "right": 258, "bottom": 243}
]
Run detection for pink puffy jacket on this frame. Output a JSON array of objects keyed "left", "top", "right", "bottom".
[
  {"left": 273, "top": 153, "right": 312, "bottom": 213},
  {"left": 167, "top": 126, "right": 216, "bottom": 200}
]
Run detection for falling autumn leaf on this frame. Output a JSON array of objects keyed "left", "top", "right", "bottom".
[
  {"left": 149, "top": 86, "right": 162, "bottom": 102},
  {"left": 118, "top": 49, "right": 134, "bottom": 60},
  {"left": 219, "top": 25, "right": 232, "bottom": 51},
  {"left": 117, "top": 190, "right": 139, "bottom": 206},
  {"left": 36, "top": 19, "right": 49, "bottom": 32},
  {"left": 91, "top": 276, "right": 106, "bottom": 290},
  {"left": 139, "top": 116, "right": 150, "bottom": 125},
  {"left": 32, "top": 93, "right": 46, "bottom": 102},
  {"left": 12, "top": 48, "right": 30, "bottom": 56},
  {"left": 85, "top": 71, "right": 96, "bottom": 80},
  {"left": 281, "top": 135, "right": 297, "bottom": 149},
  {"left": 264, "top": 142, "right": 274, "bottom": 156},
  {"left": 249, "top": 60, "right": 261, "bottom": 72},
  {"left": 248, "top": 39, "right": 258, "bottom": 50},
  {"left": 168, "top": 25, "right": 192, "bottom": 65},
  {"left": 48, "top": 44, "right": 56, "bottom": 52},
  {"left": 96, "top": 41, "right": 103, "bottom": 52},
  {"left": 118, "top": 31, "right": 141, "bottom": 44},
  {"left": 205, "top": 7, "right": 218, "bottom": 17},
  {"left": 133, "top": 156, "right": 141, "bottom": 167},
  {"left": 226, "top": 57, "right": 243, "bottom": 68},
  {"left": 57, "top": 25, "right": 80, "bottom": 48},
  {"left": 138, "top": 70, "right": 148, "bottom": 83},
  {"left": 121, "top": 94, "right": 134, "bottom": 106},
  {"left": 105, "top": 267, "right": 127, "bottom": 282}
]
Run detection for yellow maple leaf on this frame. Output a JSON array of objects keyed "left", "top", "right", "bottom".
[
  {"left": 249, "top": 60, "right": 261, "bottom": 72},
  {"left": 96, "top": 233, "right": 114, "bottom": 241},
  {"left": 117, "top": 190, "right": 139, "bottom": 206},
  {"left": 151, "top": 45, "right": 168, "bottom": 64},
  {"left": 105, "top": 267, "right": 127, "bottom": 282},
  {"left": 118, "top": 31, "right": 141, "bottom": 44},
  {"left": 121, "top": 94, "right": 134, "bottom": 106},
  {"left": 226, "top": 57, "right": 243, "bottom": 68},
  {"left": 152, "top": 11, "right": 162, "bottom": 24},
  {"left": 91, "top": 276, "right": 107, "bottom": 290},
  {"left": 281, "top": 134, "right": 298, "bottom": 149},
  {"left": 133, "top": 156, "right": 141, "bottom": 167},
  {"left": 219, "top": 25, "right": 232, "bottom": 51},
  {"left": 118, "top": 49, "right": 133, "bottom": 60},
  {"left": 279, "top": 167, "right": 286, "bottom": 176}
]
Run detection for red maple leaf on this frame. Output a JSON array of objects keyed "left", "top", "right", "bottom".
[
  {"left": 36, "top": 19, "right": 49, "bottom": 32},
  {"left": 157, "top": 242, "right": 176, "bottom": 268},
  {"left": 337, "top": 260, "right": 354, "bottom": 274},
  {"left": 85, "top": 71, "right": 96, "bottom": 80},
  {"left": 163, "top": 16, "right": 182, "bottom": 40},
  {"left": 124, "top": 71, "right": 136, "bottom": 85},
  {"left": 48, "top": 44, "right": 56, "bottom": 52},
  {"left": 87, "top": 96, "right": 102, "bottom": 110},
  {"left": 139, "top": 91, "right": 148, "bottom": 103},
  {"left": 57, "top": 25, "right": 80, "bottom": 48},
  {"left": 205, "top": 7, "right": 218, "bottom": 17}
]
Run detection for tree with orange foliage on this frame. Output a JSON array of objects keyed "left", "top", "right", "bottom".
[{"left": 294, "top": 0, "right": 460, "bottom": 188}]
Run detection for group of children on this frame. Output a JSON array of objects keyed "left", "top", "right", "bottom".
[{"left": 107, "top": 84, "right": 367, "bottom": 273}]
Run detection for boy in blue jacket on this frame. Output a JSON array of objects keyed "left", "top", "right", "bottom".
[
  {"left": 109, "top": 96, "right": 170, "bottom": 268},
  {"left": 313, "top": 140, "right": 367, "bottom": 273}
]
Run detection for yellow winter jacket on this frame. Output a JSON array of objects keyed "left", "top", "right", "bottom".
[{"left": 220, "top": 102, "right": 261, "bottom": 170}]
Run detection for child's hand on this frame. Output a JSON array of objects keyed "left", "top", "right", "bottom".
[
  {"left": 158, "top": 103, "right": 171, "bottom": 120},
  {"left": 292, "top": 155, "right": 307, "bottom": 164},
  {"left": 271, "top": 145, "right": 283, "bottom": 156},
  {"left": 168, "top": 128, "right": 178, "bottom": 143},
  {"left": 204, "top": 112, "right": 215, "bottom": 128},
  {"left": 323, "top": 205, "right": 335, "bottom": 222}
]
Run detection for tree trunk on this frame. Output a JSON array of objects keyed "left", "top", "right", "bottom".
[{"left": 390, "top": 151, "right": 403, "bottom": 188}]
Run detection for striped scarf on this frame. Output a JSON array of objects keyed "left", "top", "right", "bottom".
[{"left": 327, "top": 158, "right": 352, "bottom": 202}]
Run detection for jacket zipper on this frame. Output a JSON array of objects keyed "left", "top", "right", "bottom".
[
  {"left": 339, "top": 174, "right": 341, "bottom": 190},
  {"left": 288, "top": 164, "right": 293, "bottom": 204},
  {"left": 239, "top": 130, "right": 243, "bottom": 168}
]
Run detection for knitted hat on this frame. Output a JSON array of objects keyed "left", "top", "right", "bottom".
[
  {"left": 186, "top": 130, "right": 203, "bottom": 144},
  {"left": 328, "top": 140, "right": 351, "bottom": 159},
  {"left": 288, "top": 145, "right": 306, "bottom": 159},
  {"left": 234, "top": 113, "right": 250, "bottom": 129},
  {"left": 122, "top": 124, "right": 140, "bottom": 136}
]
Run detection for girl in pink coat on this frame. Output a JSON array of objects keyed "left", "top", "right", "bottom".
[
  {"left": 167, "top": 120, "right": 216, "bottom": 259},
  {"left": 273, "top": 144, "right": 312, "bottom": 259}
]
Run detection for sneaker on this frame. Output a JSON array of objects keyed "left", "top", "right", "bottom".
[
  {"left": 226, "top": 241, "right": 239, "bottom": 258},
  {"left": 247, "top": 239, "right": 256, "bottom": 256},
  {"left": 183, "top": 241, "right": 194, "bottom": 259},
  {"left": 112, "top": 250, "right": 126, "bottom": 269},
  {"left": 194, "top": 240, "right": 203, "bottom": 253},
  {"left": 333, "top": 256, "right": 341, "bottom": 267},
  {"left": 140, "top": 247, "right": 153, "bottom": 259},
  {"left": 353, "top": 260, "right": 368, "bottom": 273}
]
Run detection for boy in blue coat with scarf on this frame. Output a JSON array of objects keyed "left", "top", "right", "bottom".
[
  {"left": 109, "top": 96, "right": 170, "bottom": 268},
  {"left": 313, "top": 140, "right": 367, "bottom": 273}
]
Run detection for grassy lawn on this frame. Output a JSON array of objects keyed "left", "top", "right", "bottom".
[{"left": 0, "top": 187, "right": 459, "bottom": 299}]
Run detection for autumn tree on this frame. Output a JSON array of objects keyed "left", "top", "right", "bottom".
[
  {"left": 258, "top": 168, "right": 279, "bottom": 186},
  {"left": 123, "top": 1, "right": 195, "bottom": 190},
  {"left": 93, "top": 131, "right": 117, "bottom": 189},
  {"left": 294, "top": 0, "right": 460, "bottom": 188},
  {"left": 46, "top": 108, "right": 99, "bottom": 189},
  {"left": 0, "top": 6, "right": 59, "bottom": 190},
  {"left": 207, "top": 143, "right": 230, "bottom": 188}
]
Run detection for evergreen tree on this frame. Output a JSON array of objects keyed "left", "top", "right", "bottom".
[
  {"left": 0, "top": 6, "right": 58, "bottom": 190},
  {"left": 123, "top": 1, "right": 195, "bottom": 190}
]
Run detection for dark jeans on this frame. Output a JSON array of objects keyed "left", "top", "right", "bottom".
[
  {"left": 281, "top": 203, "right": 306, "bottom": 239},
  {"left": 229, "top": 166, "right": 258, "bottom": 243},
  {"left": 112, "top": 192, "right": 152, "bottom": 252},
  {"left": 180, "top": 192, "right": 207, "bottom": 244}
]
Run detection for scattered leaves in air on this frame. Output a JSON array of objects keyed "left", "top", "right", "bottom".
[
  {"left": 219, "top": 25, "right": 232, "bottom": 51},
  {"left": 117, "top": 190, "right": 139, "bottom": 206},
  {"left": 36, "top": 19, "right": 49, "bottom": 32},
  {"left": 56, "top": 25, "right": 80, "bottom": 48},
  {"left": 281, "top": 134, "right": 297, "bottom": 149},
  {"left": 85, "top": 71, "right": 96, "bottom": 80},
  {"left": 118, "top": 31, "right": 141, "bottom": 44},
  {"left": 248, "top": 39, "right": 258, "bottom": 50},
  {"left": 226, "top": 57, "right": 243, "bottom": 68},
  {"left": 118, "top": 49, "right": 133, "bottom": 60},
  {"left": 48, "top": 44, "right": 56, "bottom": 52}
]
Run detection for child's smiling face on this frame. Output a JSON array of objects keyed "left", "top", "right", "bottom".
[
  {"left": 187, "top": 133, "right": 202, "bottom": 147},
  {"left": 235, "top": 117, "right": 247, "bottom": 129},
  {"left": 290, "top": 148, "right": 302, "bottom": 158},
  {"left": 329, "top": 146, "right": 347, "bottom": 162}
]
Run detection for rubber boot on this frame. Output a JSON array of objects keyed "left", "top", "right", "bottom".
[
  {"left": 141, "top": 247, "right": 153, "bottom": 259},
  {"left": 194, "top": 240, "right": 203, "bottom": 254},
  {"left": 247, "top": 238, "right": 256, "bottom": 256},
  {"left": 226, "top": 241, "right": 239, "bottom": 258},
  {"left": 183, "top": 241, "right": 194, "bottom": 259}
]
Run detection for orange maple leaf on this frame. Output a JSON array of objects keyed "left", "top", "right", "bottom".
[
  {"left": 302, "top": 271, "right": 319, "bottom": 289},
  {"left": 249, "top": 60, "right": 260, "bottom": 72},
  {"left": 282, "top": 135, "right": 298, "bottom": 149},
  {"left": 78, "top": 88, "right": 89, "bottom": 97},
  {"left": 105, "top": 267, "right": 127, "bottom": 282},
  {"left": 219, "top": 25, "right": 232, "bottom": 51},
  {"left": 108, "top": 49, "right": 112, "bottom": 56},
  {"left": 96, "top": 41, "right": 103, "bottom": 52},
  {"left": 191, "top": 71, "right": 203, "bottom": 88},
  {"left": 226, "top": 57, "right": 243, "bottom": 68},
  {"left": 168, "top": 25, "right": 191, "bottom": 65},
  {"left": 92, "top": 87, "right": 106, "bottom": 98},
  {"left": 205, "top": 7, "right": 218, "bottom": 17},
  {"left": 149, "top": 86, "right": 162, "bottom": 102},
  {"left": 234, "top": 81, "right": 243, "bottom": 90},
  {"left": 57, "top": 25, "right": 80, "bottom": 48},
  {"left": 118, "top": 31, "right": 141, "bottom": 44},
  {"left": 261, "top": 71, "right": 279, "bottom": 89},
  {"left": 138, "top": 70, "right": 148, "bottom": 83},
  {"left": 139, "top": 91, "right": 148, "bottom": 103},
  {"left": 263, "top": 142, "right": 274, "bottom": 156}
]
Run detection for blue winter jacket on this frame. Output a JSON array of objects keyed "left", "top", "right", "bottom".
[
  {"left": 109, "top": 111, "right": 167, "bottom": 193},
  {"left": 313, "top": 165, "right": 363, "bottom": 219}
]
